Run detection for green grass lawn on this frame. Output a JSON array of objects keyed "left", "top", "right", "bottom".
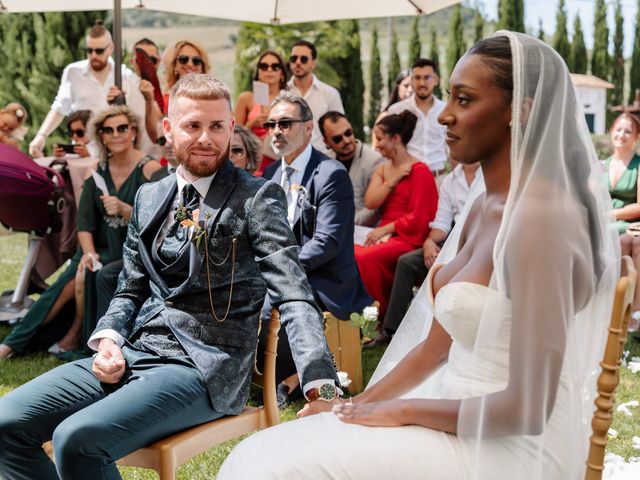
[{"left": 2, "top": 231, "right": 640, "bottom": 478}]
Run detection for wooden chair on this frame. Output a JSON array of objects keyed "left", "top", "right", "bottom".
[
  {"left": 585, "top": 255, "right": 637, "bottom": 480},
  {"left": 323, "top": 311, "right": 364, "bottom": 393},
  {"left": 116, "top": 309, "right": 281, "bottom": 480}
]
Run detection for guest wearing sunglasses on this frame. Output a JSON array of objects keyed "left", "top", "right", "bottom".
[
  {"left": 235, "top": 50, "right": 289, "bottom": 176},
  {"left": 163, "top": 40, "right": 210, "bottom": 106},
  {"left": 53, "top": 110, "right": 94, "bottom": 159},
  {"left": 319, "top": 111, "right": 384, "bottom": 226},
  {"left": 29, "top": 20, "right": 146, "bottom": 159},
  {"left": 287, "top": 40, "right": 344, "bottom": 154},
  {"left": 231, "top": 125, "right": 261, "bottom": 174}
]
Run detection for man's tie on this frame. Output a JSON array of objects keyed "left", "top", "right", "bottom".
[
  {"left": 159, "top": 184, "right": 199, "bottom": 263},
  {"left": 283, "top": 166, "right": 295, "bottom": 206}
]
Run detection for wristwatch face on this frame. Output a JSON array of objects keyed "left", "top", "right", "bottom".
[{"left": 319, "top": 383, "right": 336, "bottom": 401}]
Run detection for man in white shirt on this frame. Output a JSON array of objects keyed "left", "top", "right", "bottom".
[
  {"left": 319, "top": 111, "right": 384, "bottom": 226},
  {"left": 387, "top": 58, "right": 448, "bottom": 176},
  {"left": 286, "top": 40, "right": 344, "bottom": 153},
  {"left": 28, "top": 20, "right": 146, "bottom": 158},
  {"left": 365, "top": 161, "right": 483, "bottom": 347}
]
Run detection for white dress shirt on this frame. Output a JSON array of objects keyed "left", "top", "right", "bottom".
[
  {"left": 429, "top": 165, "right": 484, "bottom": 235},
  {"left": 50, "top": 58, "right": 155, "bottom": 157},
  {"left": 279, "top": 144, "right": 313, "bottom": 227},
  {"left": 87, "top": 166, "right": 215, "bottom": 351},
  {"left": 387, "top": 95, "right": 448, "bottom": 172},
  {"left": 287, "top": 75, "right": 344, "bottom": 153}
]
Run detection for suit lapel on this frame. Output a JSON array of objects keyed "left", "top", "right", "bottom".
[{"left": 200, "top": 160, "right": 238, "bottom": 236}]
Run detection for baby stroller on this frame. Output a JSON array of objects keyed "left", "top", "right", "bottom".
[{"left": 0, "top": 144, "right": 66, "bottom": 322}]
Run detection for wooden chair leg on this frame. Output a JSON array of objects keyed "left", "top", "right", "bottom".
[{"left": 159, "top": 451, "right": 177, "bottom": 480}]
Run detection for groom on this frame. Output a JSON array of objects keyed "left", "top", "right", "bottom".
[{"left": 0, "top": 74, "right": 339, "bottom": 480}]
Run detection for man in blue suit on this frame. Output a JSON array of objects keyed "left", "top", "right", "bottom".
[
  {"left": 0, "top": 76, "right": 340, "bottom": 480},
  {"left": 262, "top": 93, "right": 372, "bottom": 406}
]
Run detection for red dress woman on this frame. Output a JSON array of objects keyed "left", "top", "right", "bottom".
[{"left": 356, "top": 110, "right": 438, "bottom": 318}]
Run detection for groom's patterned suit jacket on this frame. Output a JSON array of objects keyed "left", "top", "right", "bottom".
[{"left": 92, "top": 160, "right": 338, "bottom": 415}]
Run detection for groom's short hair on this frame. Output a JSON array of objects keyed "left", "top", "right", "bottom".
[{"left": 168, "top": 74, "right": 231, "bottom": 117}]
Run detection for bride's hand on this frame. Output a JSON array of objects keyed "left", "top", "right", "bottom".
[
  {"left": 297, "top": 398, "right": 344, "bottom": 418},
  {"left": 332, "top": 400, "right": 405, "bottom": 427}
]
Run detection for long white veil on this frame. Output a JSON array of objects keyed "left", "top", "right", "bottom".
[{"left": 369, "top": 31, "right": 619, "bottom": 479}]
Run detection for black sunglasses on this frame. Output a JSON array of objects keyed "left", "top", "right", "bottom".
[
  {"left": 147, "top": 56, "right": 159, "bottom": 65},
  {"left": 330, "top": 128, "right": 353, "bottom": 144},
  {"left": 99, "top": 124, "right": 130, "bottom": 135},
  {"left": 230, "top": 147, "right": 246, "bottom": 157},
  {"left": 263, "top": 119, "right": 306, "bottom": 132},
  {"left": 258, "top": 62, "right": 282, "bottom": 72},
  {"left": 177, "top": 55, "right": 204, "bottom": 66},
  {"left": 67, "top": 128, "right": 86, "bottom": 138},
  {"left": 85, "top": 47, "right": 108, "bottom": 55},
  {"left": 289, "top": 55, "right": 310, "bottom": 65}
]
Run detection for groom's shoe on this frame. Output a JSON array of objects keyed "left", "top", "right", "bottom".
[{"left": 276, "top": 383, "right": 302, "bottom": 410}]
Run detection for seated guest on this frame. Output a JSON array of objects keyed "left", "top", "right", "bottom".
[
  {"left": 603, "top": 112, "right": 640, "bottom": 328},
  {"left": 0, "top": 106, "right": 160, "bottom": 359},
  {"left": 365, "top": 161, "right": 483, "bottom": 347},
  {"left": 235, "top": 50, "right": 288, "bottom": 175},
  {"left": 263, "top": 93, "right": 371, "bottom": 407},
  {"left": 231, "top": 125, "right": 261, "bottom": 174},
  {"left": 355, "top": 110, "right": 438, "bottom": 321},
  {"left": 53, "top": 110, "right": 95, "bottom": 159},
  {"left": 163, "top": 40, "right": 211, "bottom": 108},
  {"left": 0, "top": 102, "right": 28, "bottom": 150},
  {"left": 319, "top": 111, "right": 384, "bottom": 226}
]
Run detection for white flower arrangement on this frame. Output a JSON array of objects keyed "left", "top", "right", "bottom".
[{"left": 350, "top": 305, "right": 379, "bottom": 340}]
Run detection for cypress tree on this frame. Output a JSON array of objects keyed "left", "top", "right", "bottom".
[
  {"left": 610, "top": 0, "right": 625, "bottom": 119},
  {"left": 591, "top": 0, "right": 609, "bottom": 80},
  {"left": 552, "top": 0, "right": 570, "bottom": 61},
  {"left": 473, "top": 5, "right": 484, "bottom": 44},
  {"left": 429, "top": 27, "right": 443, "bottom": 99},
  {"left": 569, "top": 15, "right": 588, "bottom": 74},
  {"left": 388, "top": 24, "right": 402, "bottom": 93},
  {"left": 497, "top": 0, "right": 525, "bottom": 32},
  {"left": 367, "top": 24, "right": 383, "bottom": 129},
  {"left": 538, "top": 18, "right": 545, "bottom": 42},
  {"left": 408, "top": 16, "right": 421, "bottom": 68},
  {"left": 332, "top": 20, "right": 365, "bottom": 139},
  {"left": 630, "top": 0, "right": 640, "bottom": 104},
  {"left": 447, "top": 5, "right": 465, "bottom": 83}
]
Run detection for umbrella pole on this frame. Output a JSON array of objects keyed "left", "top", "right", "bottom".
[{"left": 114, "top": 0, "right": 122, "bottom": 89}]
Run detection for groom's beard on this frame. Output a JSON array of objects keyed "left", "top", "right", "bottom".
[{"left": 175, "top": 142, "right": 230, "bottom": 177}]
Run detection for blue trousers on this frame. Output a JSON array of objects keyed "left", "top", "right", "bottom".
[{"left": 0, "top": 347, "right": 223, "bottom": 480}]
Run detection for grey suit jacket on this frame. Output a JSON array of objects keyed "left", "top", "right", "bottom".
[{"left": 93, "top": 160, "right": 337, "bottom": 415}]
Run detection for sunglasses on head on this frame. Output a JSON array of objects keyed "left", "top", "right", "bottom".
[
  {"left": 230, "top": 146, "right": 246, "bottom": 157},
  {"left": 258, "top": 62, "right": 282, "bottom": 72},
  {"left": 263, "top": 119, "right": 306, "bottom": 132},
  {"left": 99, "top": 124, "right": 130, "bottom": 135},
  {"left": 85, "top": 47, "right": 108, "bottom": 55},
  {"left": 177, "top": 55, "right": 204, "bottom": 66},
  {"left": 289, "top": 55, "right": 310, "bottom": 65},
  {"left": 330, "top": 128, "right": 353, "bottom": 144},
  {"left": 67, "top": 128, "right": 86, "bottom": 138}
]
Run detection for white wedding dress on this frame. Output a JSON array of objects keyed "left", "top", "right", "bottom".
[{"left": 217, "top": 264, "right": 569, "bottom": 480}]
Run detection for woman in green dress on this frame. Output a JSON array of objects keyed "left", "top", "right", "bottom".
[
  {"left": 0, "top": 106, "right": 160, "bottom": 358},
  {"left": 604, "top": 112, "right": 640, "bottom": 328}
]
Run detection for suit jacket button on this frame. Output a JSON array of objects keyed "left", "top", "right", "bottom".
[{"left": 165, "top": 300, "right": 173, "bottom": 307}]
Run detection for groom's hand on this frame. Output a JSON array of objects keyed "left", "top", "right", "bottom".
[
  {"left": 92, "top": 338, "right": 126, "bottom": 384},
  {"left": 297, "top": 398, "right": 343, "bottom": 418}
]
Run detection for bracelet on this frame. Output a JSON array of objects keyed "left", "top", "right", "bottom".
[{"left": 347, "top": 397, "right": 353, "bottom": 404}]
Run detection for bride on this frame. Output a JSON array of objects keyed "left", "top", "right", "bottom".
[{"left": 218, "top": 31, "right": 618, "bottom": 480}]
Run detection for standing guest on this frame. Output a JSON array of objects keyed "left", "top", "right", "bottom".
[
  {"left": 365, "top": 161, "right": 483, "bottom": 348},
  {"left": 388, "top": 58, "right": 448, "bottom": 177},
  {"left": 355, "top": 111, "right": 438, "bottom": 321},
  {"left": 231, "top": 125, "right": 261, "bottom": 173},
  {"left": 603, "top": 112, "right": 640, "bottom": 328},
  {"left": 287, "top": 40, "right": 344, "bottom": 153},
  {"left": 372, "top": 69, "right": 412, "bottom": 150},
  {"left": 0, "top": 102, "right": 28, "bottom": 150},
  {"left": 163, "top": 40, "right": 210, "bottom": 108},
  {"left": 28, "top": 20, "right": 145, "bottom": 158},
  {"left": 235, "top": 50, "right": 288, "bottom": 175},
  {"left": 319, "top": 111, "right": 384, "bottom": 226},
  {"left": 0, "top": 75, "right": 339, "bottom": 479},
  {"left": 53, "top": 110, "right": 95, "bottom": 159},
  {"left": 263, "top": 93, "right": 371, "bottom": 407},
  {"left": 0, "top": 106, "right": 160, "bottom": 359}
]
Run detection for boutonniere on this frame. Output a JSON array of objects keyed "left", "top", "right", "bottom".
[
  {"left": 291, "top": 184, "right": 309, "bottom": 207},
  {"left": 179, "top": 209, "right": 211, "bottom": 248}
]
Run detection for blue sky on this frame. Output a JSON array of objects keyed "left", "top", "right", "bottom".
[{"left": 479, "top": 0, "right": 637, "bottom": 56}]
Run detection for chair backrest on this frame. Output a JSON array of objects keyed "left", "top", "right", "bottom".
[
  {"left": 585, "top": 255, "right": 637, "bottom": 480},
  {"left": 253, "top": 308, "right": 281, "bottom": 426}
]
